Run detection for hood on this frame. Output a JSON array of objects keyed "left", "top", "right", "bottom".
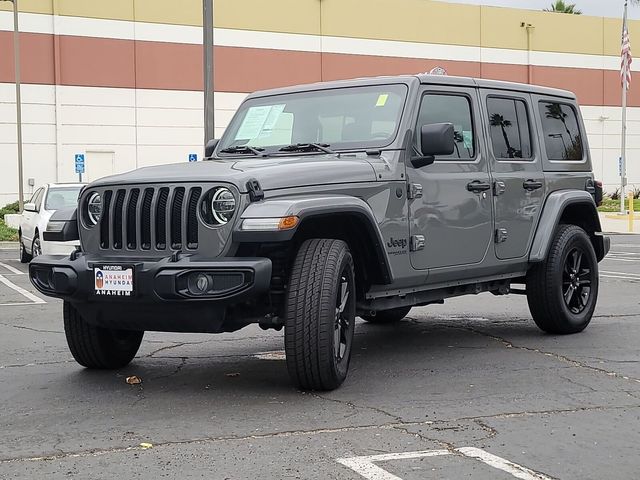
[{"left": 89, "top": 155, "right": 377, "bottom": 192}]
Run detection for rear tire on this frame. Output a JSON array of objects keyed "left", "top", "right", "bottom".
[
  {"left": 19, "top": 232, "right": 32, "bottom": 263},
  {"left": 63, "top": 301, "right": 144, "bottom": 369},
  {"left": 361, "top": 306, "right": 412, "bottom": 324},
  {"left": 284, "top": 239, "right": 356, "bottom": 391},
  {"left": 526, "top": 224, "right": 598, "bottom": 334}
]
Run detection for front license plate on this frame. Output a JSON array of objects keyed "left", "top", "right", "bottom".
[{"left": 93, "top": 265, "right": 134, "bottom": 297}]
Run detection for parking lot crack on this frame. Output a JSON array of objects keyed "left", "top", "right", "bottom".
[
  {"left": 144, "top": 342, "right": 197, "bottom": 358},
  {"left": 454, "top": 325, "right": 640, "bottom": 385},
  {"left": 459, "top": 403, "right": 640, "bottom": 422},
  {"left": 4, "top": 403, "right": 640, "bottom": 465},
  {"left": 0, "top": 359, "right": 73, "bottom": 369},
  {"left": 146, "top": 357, "right": 187, "bottom": 381},
  {"left": 0, "top": 322, "right": 62, "bottom": 334},
  {"left": 306, "top": 392, "right": 404, "bottom": 423}
]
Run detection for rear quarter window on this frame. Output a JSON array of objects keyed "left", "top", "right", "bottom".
[{"left": 538, "top": 101, "right": 584, "bottom": 161}]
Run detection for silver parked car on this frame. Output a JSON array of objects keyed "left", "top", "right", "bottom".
[{"left": 29, "top": 75, "right": 608, "bottom": 390}]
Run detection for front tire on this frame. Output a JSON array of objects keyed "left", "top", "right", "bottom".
[
  {"left": 31, "top": 233, "right": 42, "bottom": 259},
  {"left": 361, "top": 306, "right": 412, "bottom": 324},
  {"left": 284, "top": 239, "right": 356, "bottom": 391},
  {"left": 63, "top": 302, "right": 144, "bottom": 369},
  {"left": 526, "top": 224, "right": 598, "bottom": 334},
  {"left": 19, "top": 232, "right": 32, "bottom": 263}
]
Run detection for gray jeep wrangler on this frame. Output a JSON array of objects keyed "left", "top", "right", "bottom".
[{"left": 30, "top": 75, "right": 609, "bottom": 390}]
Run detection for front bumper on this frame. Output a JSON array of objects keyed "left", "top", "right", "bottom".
[{"left": 29, "top": 253, "right": 272, "bottom": 333}]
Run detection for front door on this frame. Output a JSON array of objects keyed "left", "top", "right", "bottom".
[
  {"left": 21, "top": 187, "right": 43, "bottom": 245},
  {"left": 407, "top": 87, "right": 493, "bottom": 271},
  {"left": 480, "top": 90, "right": 544, "bottom": 260}
]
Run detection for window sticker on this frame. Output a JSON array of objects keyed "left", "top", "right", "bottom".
[
  {"left": 235, "top": 104, "right": 286, "bottom": 140},
  {"left": 463, "top": 131, "right": 473, "bottom": 149},
  {"left": 262, "top": 104, "right": 286, "bottom": 131},
  {"left": 376, "top": 94, "right": 389, "bottom": 107}
]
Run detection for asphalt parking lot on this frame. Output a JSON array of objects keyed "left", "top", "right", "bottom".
[{"left": 1, "top": 236, "right": 639, "bottom": 479}]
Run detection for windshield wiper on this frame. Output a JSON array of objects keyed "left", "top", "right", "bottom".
[
  {"left": 219, "top": 145, "right": 266, "bottom": 156},
  {"left": 279, "top": 143, "right": 338, "bottom": 156}
]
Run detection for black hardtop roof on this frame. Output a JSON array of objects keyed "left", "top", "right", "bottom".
[{"left": 247, "top": 74, "right": 576, "bottom": 101}]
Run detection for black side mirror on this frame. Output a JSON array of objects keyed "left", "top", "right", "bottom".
[
  {"left": 411, "top": 123, "right": 454, "bottom": 168},
  {"left": 205, "top": 139, "right": 219, "bottom": 157}
]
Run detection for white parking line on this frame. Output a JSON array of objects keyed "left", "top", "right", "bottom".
[
  {"left": 601, "top": 270, "right": 640, "bottom": 280},
  {"left": 337, "top": 448, "right": 555, "bottom": 480},
  {"left": 0, "top": 261, "right": 24, "bottom": 275},
  {"left": 0, "top": 274, "right": 45, "bottom": 304},
  {"left": 458, "top": 447, "right": 555, "bottom": 480}
]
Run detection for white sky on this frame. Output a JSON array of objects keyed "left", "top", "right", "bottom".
[{"left": 435, "top": 0, "right": 640, "bottom": 19}]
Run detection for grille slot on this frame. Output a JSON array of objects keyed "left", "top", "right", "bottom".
[
  {"left": 186, "top": 187, "right": 201, "bottom": 249},
  {"left": 112, "top": 189, "right": 126, "bottom": 249},
  {"left": 99, "top": 190, "right": 112, "bottom": 249},
  {"left": 140, "top": 188, "right": 154, "bottom": 250},
  {"left": 126, "top": 188, "right": 140, "bottom": 249},
  {"left": 96, "top": 185, "right": 201, "bottom": 253},
  {"left": 170, "top": 187, "right": 185, "bottom": 250},
  {"left": 156, "top": 187, "right": 169, "bottom": 249}
]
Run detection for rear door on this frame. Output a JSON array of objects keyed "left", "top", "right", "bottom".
[
  {"left": 480, "top": 90, "right": 544, "bottom": 259},
  {"left": 407, "top": 86, "right": 493, "bottom": 271}
]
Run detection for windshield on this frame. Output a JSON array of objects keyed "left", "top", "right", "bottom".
[
  {"left": 218, "top": 84, "right": 408, "bottom": 155},
  {"left": 45, "top": 186, "right": 83, "bottom": 210}
]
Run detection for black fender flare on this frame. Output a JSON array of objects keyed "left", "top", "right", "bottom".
[
  {"left": 234, "top": 195, "right": 393, "bottom": 283},
  {"left": 529, "top": 190, "right": 608, "bottom": 262}
]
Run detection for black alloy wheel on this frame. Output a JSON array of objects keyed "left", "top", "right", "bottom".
[{"left": 562, "top": 246, "right": 595, "bottom": 314}]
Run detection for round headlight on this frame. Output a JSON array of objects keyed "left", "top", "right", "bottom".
[
  {"left": 210, "top": 187, "right": 236, "bottom": 225},
  {"left": 87, "top": 192, "right": 102, "bottom": 226}
]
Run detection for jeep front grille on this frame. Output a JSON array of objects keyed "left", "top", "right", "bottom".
[{"left": 98, "top": 186, "right": 202, "bottom": 252}]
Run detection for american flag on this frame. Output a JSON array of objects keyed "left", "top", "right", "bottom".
[{"left": 622, "top": 4, "right": 633, "bottom": 89}]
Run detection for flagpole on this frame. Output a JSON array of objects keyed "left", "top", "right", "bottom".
[{"left": 621, "top": 0, "right": 629, "bottom": 215}]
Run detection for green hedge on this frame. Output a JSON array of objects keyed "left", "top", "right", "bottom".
[
  {"left": 0, "top": 200, "right": 19, "bottom": 220},
  {"left": 0, "top": 201, "right": 19, "bottom": 241}
]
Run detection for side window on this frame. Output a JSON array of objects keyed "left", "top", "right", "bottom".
[
  {"left": 539, "top": 101, "right": 584, "bottom": 161},
  {"left": 416, "top": 94, "right": 475, "bottom": 160},
  {"left": 487, "top": 97, "right": 532, "bottom": 159},
  {"left": 36, "top": 189, "right": 45, "bottom": 210},
  {"left": 31, "top": 189, "right": 43, "bottom": 209},
  {"left": 28, "top": 189, "right": 40, "bottom": 204}
]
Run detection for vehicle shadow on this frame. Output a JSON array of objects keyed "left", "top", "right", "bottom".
[{"left": 58, "top": 315, "right": 544, "bottom": 398}]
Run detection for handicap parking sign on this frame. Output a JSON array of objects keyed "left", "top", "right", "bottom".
[
  {"left": 75, "top": 154, "right": 85, "bottom": 174},
  {"left": 188, "top": 153, "right": 198, "bottom": 162}
]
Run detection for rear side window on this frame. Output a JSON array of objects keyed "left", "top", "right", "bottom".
[
  {"left": 416, "top": 94, "right": 475, "bottom": 160},
  {"left": 538, "top": 101, "right": 584, "bottom": 161},
  {"left": 487, "top": 97, "right": 532, "bottom": 159}
]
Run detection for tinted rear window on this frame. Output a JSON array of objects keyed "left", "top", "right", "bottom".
[
  {"left": 538, "top": 102, "right": 584, "bottom": 161},
  {"left": 487, "top": 97, "right": 532, "bottom": 160}
]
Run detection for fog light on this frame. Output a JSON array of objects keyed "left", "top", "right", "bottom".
[{"left": 188, "top": 273, "right": 211, "bottom": 295}]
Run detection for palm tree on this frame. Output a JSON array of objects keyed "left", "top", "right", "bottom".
[
  {"left": 543, "top": 1, "right": 582, "bottom": 14},
  {"left": 544, "top": 103, "right": 572, "bottom": 138},
  {"left": 489, "top": 113, "right": 517, "bottom": 158}
]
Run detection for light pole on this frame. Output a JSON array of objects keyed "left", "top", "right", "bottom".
[
  {"left": 2, "top": 0, "right": 24, "bottom": 212},
  {"left": 203, "top": 0, "right": 215, "bottom": 146}
]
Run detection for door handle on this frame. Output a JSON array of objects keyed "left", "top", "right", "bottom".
[
  {"left": 523, "top": 179, "right": 543, "bottom": 191},
  {"left": 466, "top": 180, "right": 492, "bottom": 193}
]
